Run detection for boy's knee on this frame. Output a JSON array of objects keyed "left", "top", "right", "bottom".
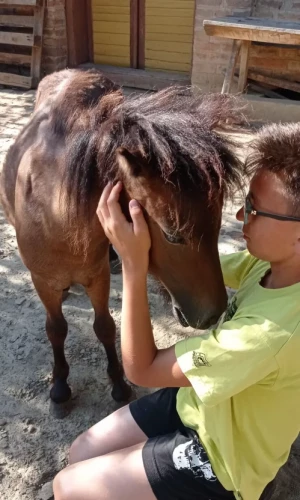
[
  {"left": 69, "top": 432, "right": 89, "bottom": 465},
  {"left": 53, "top": 470, "right": 72, "bottom": 500}
]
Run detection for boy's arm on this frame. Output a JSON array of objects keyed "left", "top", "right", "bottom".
[
  {"left": 220, "top": 250, "right": 257, "bottom": 289},
  {"left": 121, "top": 267, "right": 278, "bottom": 396},
  {"left": 121, "top": 268, "right": 190, "bottom": 388}
]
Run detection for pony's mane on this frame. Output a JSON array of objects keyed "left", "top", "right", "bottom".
[{"left": 64, "top": 85, "right": 246, "bottom": 220}]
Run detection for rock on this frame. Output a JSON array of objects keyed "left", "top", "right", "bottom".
[
  {"left": 37, "top": 481, "right": 54, "bottom": 500},
  {"left": 15, "top": 297, "right": 26, "bottom": 306},
  {"left": 0, "top": 420, "right": 7, "bottom": 427}
]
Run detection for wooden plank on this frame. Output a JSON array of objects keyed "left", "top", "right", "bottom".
[
  {"left": 93, "top": 32, "right": 129, "bottom": 46},
  {"left": 93, "top": 13, "right": 129, "bottom": 22},
  {"left": 0, "top": 15, "right": 34, "bottom": 28},
  {"left": 146, "top": 24, "right": 192, "bottom": 35},
  {"left": 0, "top": 72, "right": 31, "bottom": 88},
  {"left": 0, "top": 0, "right": 36, "bottom": 4},
  {"left": 222, "top": 39, "right": 241, "bottom": 93},
  {"left": 0, "top": 51, "right": 31, "bottom": 65},
  {"left": 93, "top": 43, "right": 129, "bottom": 57},
  {"left": 247, "top": 70, "right": 300, "bottom": 94},
  {"left": 238, "top": 40, "right": 251, "bottom": 92},
  {"left": 146, "top": 32, "right": 193, "bottom": 43},
  {"left": 0, "top": 31, "right": 33, "bottom": 46},
  {"left": 147, "top": 7, "right": 194, "bottom": 18},
  {"left": 146, "top": 40, "right": 192, "bottom": 54},
  {"left": 92, "top": 0, "right": 129, "bottom": 8},
  {"left": 204, "top": 17, "right": 300, "bottom": 45},
  {"left": 130, "top": 0, "right": 138, "bottom": 68},
  {"left": 145, "top": 0, "right": 194, "bottom": 8},
  {"left": 145, "top": 49, "right": 192, "bottom": 64},
  {"left": 92, "top": 21, "right": 130, "bottom": 34},
  {"left": 147, "top": 16, "right": 194, "bottom": 28},
  {"left": 66, "top": 0, "right": 91, "bottom": 67},
  {"left": 138, "top": 0, "right": 145, "bottom": 69},
  {"left": 31, "top": 0, "right": 45, "bottom": 88}
]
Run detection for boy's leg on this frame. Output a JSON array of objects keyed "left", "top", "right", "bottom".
[
  {"left": 54, "top": 443, "right": 156, "bottom": 500},
  {"left": 69, "top": 404, "right": 147, "bottom": 464},
  {"left": 70, "top": 388, "right": 181, "bottom": 465}
]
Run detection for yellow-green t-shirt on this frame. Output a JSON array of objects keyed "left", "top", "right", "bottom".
[{"left": 175, "top": 250, "right": 300, "bottom": 500}]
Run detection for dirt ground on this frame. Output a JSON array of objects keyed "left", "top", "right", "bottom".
[{"left": 0, "top": 88, "right": 299, "bottom": 500}]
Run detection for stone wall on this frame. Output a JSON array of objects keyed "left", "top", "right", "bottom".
[
  {"left": 191, "top": 0, "right": 300, "bottom": 91},
  {"left": 42, "top": 0, "right": 68, "bottom": 76}
]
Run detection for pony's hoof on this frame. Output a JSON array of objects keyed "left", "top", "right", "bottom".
[
  {"left": 111, "top": 380, "right": 132, "bottom": 402},
  {"left": 50, "top": 379, "right": 72, "bottom": 404}
]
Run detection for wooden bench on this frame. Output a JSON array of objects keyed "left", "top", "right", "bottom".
[{"left": 203, "top": 17, "right": 300, "bottom": 94}]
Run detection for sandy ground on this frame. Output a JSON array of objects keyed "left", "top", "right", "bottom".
[{"left": 0, "top": 87, "right": 299, "bottom": 500}]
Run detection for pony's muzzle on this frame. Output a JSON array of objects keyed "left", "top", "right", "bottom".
[{"left": 173, "top": 305, "right": 189, "bottom": 328}]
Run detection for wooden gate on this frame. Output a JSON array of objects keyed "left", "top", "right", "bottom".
[
  {"left": 92, "top": 0, "right": 131, "bottom": 67},
  {"left": 91, "top": 0, "right": 195, "bottom": 74}
]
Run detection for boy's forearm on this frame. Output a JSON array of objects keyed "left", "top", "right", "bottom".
[{"left": 120, "top": 268, "right": 157, "bottom": 383}]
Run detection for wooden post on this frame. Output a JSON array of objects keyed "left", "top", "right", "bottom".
[
  {"left": 238, "top": 40, "right": 251, "bottom": 93},
  {"left": 31, "top": 0, "right": 45, "bottom": 88},
  {"left": 221, "top": 39, "right": 241, "bottom": 94}
]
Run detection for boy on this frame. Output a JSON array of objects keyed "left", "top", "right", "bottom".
[{"left": 53, "top": 123, "right": 300, "bottom": 500}]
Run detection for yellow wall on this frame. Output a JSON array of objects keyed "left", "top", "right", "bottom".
[
  {"left": 92, "top": 0, "right": 130, "bottom": 67},
  {"left": 145, "top": 0, "right": 195, "bottom": 73}
]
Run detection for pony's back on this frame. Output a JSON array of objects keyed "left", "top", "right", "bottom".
[{"left": 0, "top": 69, "right": 121, "bottom": 227}]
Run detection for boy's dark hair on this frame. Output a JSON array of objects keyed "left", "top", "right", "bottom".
[{"left": 246, "top": 123, "right": 300, "bottom": 214}]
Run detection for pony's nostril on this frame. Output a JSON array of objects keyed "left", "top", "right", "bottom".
[{"left": 173, "top": 306, "right": 189, "bottom": 328}]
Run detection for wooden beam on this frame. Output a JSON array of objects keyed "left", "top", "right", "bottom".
[
  {"left": 0, "top": 0, "right": 37, "bottom": 5},
  {"left": 0, "top": 15, "right": 34, "bottom": 28},
  {"left": 221, "top": 39, "right": 241, "bottom": 93},
  {"left": 204, "top": 17, "right": 300, "bottom": 45},
  {"left": 130, "top": 0, "right": 138, "bottom": 68},
  {"left": 0, "top": 72, "right": 31, "bottom": 88},
  {"left": 31, "top": 0, "right": 45, "bottom": 88},
  {"left": 138, "top": 0, "right": 145, "bottom": 69},
  {"left": 247, "top": 70, "right": 300, "bottom": 94},
  {"left": 0, "top": 31, "right": 33, "bottom": 46},
  {"left": 0, "top": 51, "right": 31, "bottom": 65},
  {"left": 238, "top": 40, "right": 251, "bottom": 93}
]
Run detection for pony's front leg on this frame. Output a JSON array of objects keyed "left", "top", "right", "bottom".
[
  {"left": 85, "top": 269, "right": 132, "bottom": 403},
  {"left": 31, "top": 273, "right": 71, "bottom": 404}
]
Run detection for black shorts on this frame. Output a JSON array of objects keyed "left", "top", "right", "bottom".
[{"left": 129, "top": 388, "right": 235, "bottom": 500}]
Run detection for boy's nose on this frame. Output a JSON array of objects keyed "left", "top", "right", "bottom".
[{"left": 236, "top": 206, "right": 244, "bottom": 222}]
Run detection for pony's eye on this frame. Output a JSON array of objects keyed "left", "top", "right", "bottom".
[{"left": 162, "top": 230, "right": 186, "bottom": 245}]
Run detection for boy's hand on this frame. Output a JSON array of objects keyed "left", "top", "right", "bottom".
[{"left": 97, "top": 182, "right": 151, "bottom": 276}]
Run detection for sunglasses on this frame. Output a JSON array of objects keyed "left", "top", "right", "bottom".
[{"left": 244, "top": 195, "right": 300, "bottom": 225}]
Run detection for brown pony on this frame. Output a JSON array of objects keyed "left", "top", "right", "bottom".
[{"left": 0, "top": 69, "right": 243, "bottom": 405}]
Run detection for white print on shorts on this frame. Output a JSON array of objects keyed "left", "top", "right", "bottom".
[{"left": 172, "top": 440, "right": 217, "bottom": 482}]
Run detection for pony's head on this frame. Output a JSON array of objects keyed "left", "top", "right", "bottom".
[
  {"left": 98, "top": 89, "right": 244, "bottom": 329},
  {"left": 65, "top": 82, "right": 245, "bottom": 329}
]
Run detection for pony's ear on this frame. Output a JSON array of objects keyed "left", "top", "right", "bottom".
[{"left": 116, "top": 147, "right": 144, "bottom": 177}]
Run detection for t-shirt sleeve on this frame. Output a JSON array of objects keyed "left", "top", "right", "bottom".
[
  {"left": 220, "top": 250, "right": 259, "bottom": 289},
  {"left": 175, "top": 317, "right": 279, "bottom": 407}
]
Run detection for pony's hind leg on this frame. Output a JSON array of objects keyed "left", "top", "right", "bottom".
[
  {"left": 31, "top": 273, "right": 71, "bottom": 404},
  {"left": 85, "top": 272, "right": 132, "bottom": 403}
]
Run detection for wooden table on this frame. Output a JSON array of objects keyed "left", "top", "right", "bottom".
[{"left": 203, "top": 17, "right": 300, "bottom": 94}]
